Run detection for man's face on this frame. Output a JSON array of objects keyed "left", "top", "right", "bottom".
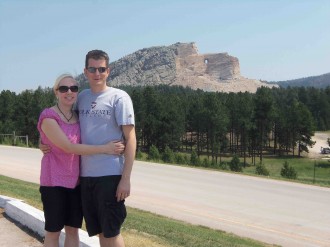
[{"left": 84, "top": 58, "right": 110, "bottom": 90}]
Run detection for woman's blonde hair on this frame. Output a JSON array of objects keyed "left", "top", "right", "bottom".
[{"left": 53, "top": 73, "right": 77, "bottom": 93}]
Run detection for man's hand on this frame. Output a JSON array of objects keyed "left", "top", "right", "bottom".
[
  {"left": 116, "top": 176, "right": 130, "bottom": 202},
  {"left": 39, "top": 143, "right": 51, "bottom": 154}
]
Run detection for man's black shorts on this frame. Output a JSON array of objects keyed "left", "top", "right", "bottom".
[
  {"left": 80, "top": 175, "right": 127, "bottom": 238},
  {"left": 40, "top": 185, "right": 83, "bottom": 232}
]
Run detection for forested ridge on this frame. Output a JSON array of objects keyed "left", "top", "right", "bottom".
[
  {"left": 1, "top": 85, "right": 329, "bottom": 163},
  {"left": 273, "top": 72, "right": 330, "bottom": 88}
]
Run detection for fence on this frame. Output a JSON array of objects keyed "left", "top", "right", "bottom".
[{"left": 0, "top": 131, "right": 29, "bottom": 147}]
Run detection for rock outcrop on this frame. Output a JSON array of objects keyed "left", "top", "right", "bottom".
[{"left": 106, "top": 42, "right": 277, "bottom": 93}]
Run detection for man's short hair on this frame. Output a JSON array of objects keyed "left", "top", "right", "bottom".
[{"left": 85, "top": 50, "right": 109, "bottom": 68}]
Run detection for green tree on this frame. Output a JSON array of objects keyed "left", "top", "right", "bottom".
[
  {"left": 157, "top": 94, "right": 185, "bottom": 150},
  {"left": 148, "top": 145, "right": 160, "bottom": 161},
  {"left": 0, "top": 90, "right": 16, "bottom": 133},
  {"left": 203, "top": 93, "right": 228, "bottom": 163},
  {"left": 141, "top": 87, "right": 163, "bottom": 150},
  {"left": 295, "top": 103, "right": 315, "bottom": 156},
  {"left": 226, "top": 92, "right": 254, "bottom": 165},
  {"left": 301, "top": 87, "right": 330, "bottom": 130},
  {"left": 190, "top": 150, "right": 200, "bottom": 166},
  {"left": 281, "top": 161, "right": 297, "bottom": 179},
  {"left": 162, "top": 146, "right": 175, "bottom": 163},
  {"left": 286, "top": 98, "right": 315, "bottom": 157},
  {"left": 130, "top": 88, "right": 146, "bottom": 151},
  {"left": 252, "top": 87, "right": 275, "bottom": 162},
  {"left": 255, "top": 163, "right": 270, "bottom": 176},
  {"left": 229, "top": 155, "right": 242, "bottom": 172}
]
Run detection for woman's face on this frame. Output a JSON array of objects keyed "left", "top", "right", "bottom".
[{"left": 55, "top": 77, "right": 79, "bottom": 106}]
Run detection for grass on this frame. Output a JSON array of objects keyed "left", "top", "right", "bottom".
[
  {"left": 138, "top": 154, "right": 330, "bottom": 187},
  {"left": 0, "top": 175, "right": 42, "bottom": 209},
  {"left": 242, "top": 156, "right": 330, "bottom": 186},
  {"left": 139, "top": 146, "right": 330, "bottom": 187},
  {"left": 0, "top": 175, "right": 275, "bottom": 247}
]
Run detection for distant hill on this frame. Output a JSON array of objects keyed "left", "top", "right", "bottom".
[
  {"left": 77, "top": 42, "right": 329, "bottom": 91},
  {"left": 272, "top": 73, "right": 330, "bottom": 88},
  {"left": 77, "top": 42, "right": 276, "bottom": 93}
]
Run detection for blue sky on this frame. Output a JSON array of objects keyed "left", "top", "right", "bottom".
[{"left": 1, "top": 0, "right": 329, "bottom": 93}]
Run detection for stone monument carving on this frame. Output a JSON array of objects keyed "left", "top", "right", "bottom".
[{"left": 83, "top": 42, "right": 277, "bottom": 93}]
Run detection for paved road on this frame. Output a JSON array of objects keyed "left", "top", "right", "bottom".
[{"left": 1, "top": 145, "right": 330, "bottom": 247}]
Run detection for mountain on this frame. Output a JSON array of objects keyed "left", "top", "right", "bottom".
[
  {"left": 273, "top": 73, "right": 330, "bottom": 88},
  {"left": 77, "top": 42, "right": 277, "bottom": 93}
]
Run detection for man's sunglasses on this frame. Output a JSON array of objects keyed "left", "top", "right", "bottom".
[
  {"left": 87, "top": 67, "right": 107, "bottom": 73},
  {"left": 57, "top": 85, "right": 79, "bottom": 93}
]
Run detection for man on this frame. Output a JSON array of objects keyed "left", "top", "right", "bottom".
[{"left": 78, "top": 49, "right": 136, "bottom": 247}]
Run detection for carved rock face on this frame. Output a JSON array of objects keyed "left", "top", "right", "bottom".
[
  {"left": 106, "top": 42, "right": 277, "bottom": 93},
  {"left": 173, "top": 42, "right": 240, "bottom": 81}
]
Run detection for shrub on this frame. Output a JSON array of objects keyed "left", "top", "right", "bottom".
[
  {"left": 255, "top": 163, "right": 270, "bottom": 176},
  {"left": 210, "top": 160, "right": 218, "bottom": 168},
  {"left": 190, "top": 151, "right": 200, "bottom": 166},
  {"left": 1, "top": 136, "right": 13, "bottom": 145},
  {"left": 148, "top": 145, "right": 160, "bottom": 161},
  {"left": 162, "top": 146, "right": 175, "bottom": 163},
  {"left": 202, "top": 158, "right": 210, "bottom": 167},
  {"left": 136, "top": 149, "right": 143, "bottom": 159},
  {"left": 183, "top": 155, "right": 189, "bottom": 165},
  {"left": 219, "top": 162, "right": 229, "bottom": 170},
  {"left": 175, "top": 153, "right": 187, "bottom": 165},
  {"left": 281, "top": 161, "right": 297, "bottom": 179},
  {"left": 229, "top": 155, "right": 242, "bottom": 172}
]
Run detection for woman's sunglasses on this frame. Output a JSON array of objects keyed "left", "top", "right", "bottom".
[{"left": 57, "top": 85, "right": 79, "bottom": 93}]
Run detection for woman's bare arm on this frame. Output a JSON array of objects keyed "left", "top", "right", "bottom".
[{"left": 41, "top": 118, "right": 124, "bottom": 155}]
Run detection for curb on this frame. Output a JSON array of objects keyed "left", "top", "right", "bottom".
[{"left": 0, "top": 195, "right": 99, "bottom": 247}]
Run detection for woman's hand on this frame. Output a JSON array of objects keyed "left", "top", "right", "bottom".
[{"left": 105, "top": 140, "right": 125, "bottom": 155}]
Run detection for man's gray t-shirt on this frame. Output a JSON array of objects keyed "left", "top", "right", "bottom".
[{"left": 77, "top": 87, "right": 135, "bottom": 177}]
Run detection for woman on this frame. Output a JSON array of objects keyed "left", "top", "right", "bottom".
[{"left": 37, "top": 73, "right": 124, "bottom": 247}]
